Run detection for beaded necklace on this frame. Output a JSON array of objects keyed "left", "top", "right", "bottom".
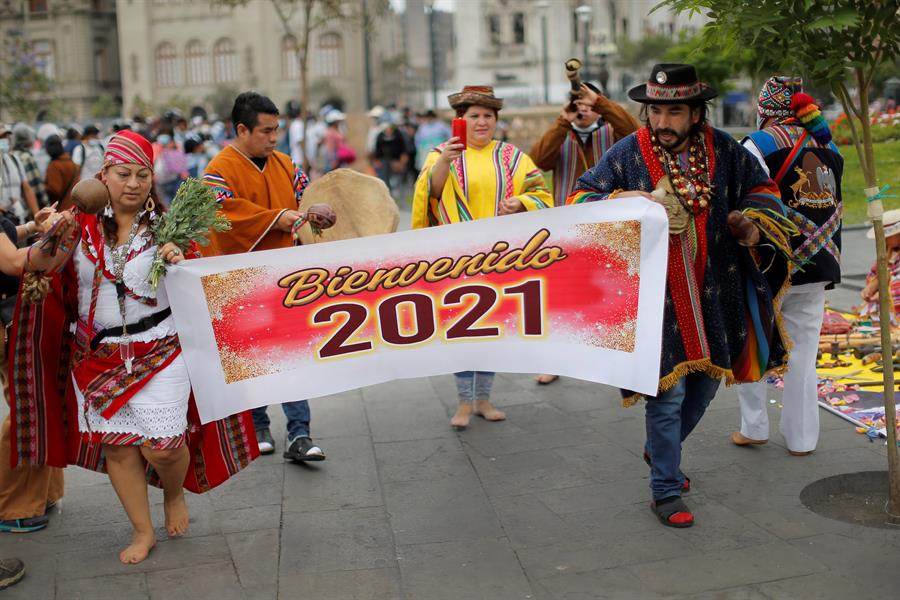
[
  {"left": 650, "top": 131, "right": 713, "bottom": 213},
  {"left": 108, "top": 210, "right": 145, "bottom": 373}
]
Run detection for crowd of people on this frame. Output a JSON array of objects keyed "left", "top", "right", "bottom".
[{"left": 0, "top": 60, "right": 849, "bottom": 586}]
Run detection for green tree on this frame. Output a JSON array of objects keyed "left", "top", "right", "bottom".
[
  {"left": 616, "top": 34, "right": 675, "bottom": 72},
  {"left": 205, "top": 84, "right": 242, "bottom": 120},
  {"left": 130, "top": 95, "right": 155, "bottom": 120},
  {"left": 211, "top": 0, "right": 388, "bottom": 166},
  {"left": 0, "top": 30, "right": 53, "bottom": 121},
  {"left": 91, "top": 93, "right": 121, "bottom": 119},
  {"left": 659, "top": 0, "right": 900, "bottom": 510}
]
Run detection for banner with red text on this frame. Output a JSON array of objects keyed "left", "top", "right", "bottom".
[{"left": 166, "top": 199, "right": 669, "bottom": 423}]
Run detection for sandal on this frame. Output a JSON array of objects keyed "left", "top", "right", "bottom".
[
  {"left": 535, "top": 374, "right": 559, "bottom": 385},
  {"left": 642, "top": 450, "right": 691, "bottom": 493},
  {"left": 651, "top": 496, "right": 694, "bottom": 528}
]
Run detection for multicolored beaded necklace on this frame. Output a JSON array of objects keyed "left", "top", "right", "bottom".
[{"left": 650, "top": 131, "right": 713, "bottom": 213}]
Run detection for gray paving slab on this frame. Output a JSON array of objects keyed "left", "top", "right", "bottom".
[
  {"left": 226, "top": 528, "right": 280, "bottom": 600},
  {"left": 146, "top": 560, "right": 244, "bottom": 600},
  {"left": 281, "top": 434, "right": 382, "bottom": 513},
  {"left": 382, "top": 472, "right": 503, "bottom": 546},
  {"left": 60, "top": 573, "right": 150, "bottom": 600},
  {"left": 396, "top": 537, "right": 533, "bottom": 600},
  {"left": 755, "top": 571, "right": 868, "bottom": 600},
  {"left": 279, "top": 506, "right": 396, "bottom": 574},
  {"left": 626, "top": 541, "right": 827, "bottom": 596},
  {"left": 278, "top": 567, "right": 402, "bottom": 600},
  {"left": 3, "top": 361, "right": 899, "bottom": 598}
]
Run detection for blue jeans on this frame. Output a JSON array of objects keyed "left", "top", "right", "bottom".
[
  {"left": 454, "top": 371, "right": 495, "bottom": 402},
  {"left": 252, "top": 400, "right": 310, "bottom": 443},
  {"left": 644, "top": 373, "right": 720, "bottom": 500}
]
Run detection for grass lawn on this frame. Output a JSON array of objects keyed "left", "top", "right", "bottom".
[{"left": 837, "top": 140, "right": 900, "bottom": 225}]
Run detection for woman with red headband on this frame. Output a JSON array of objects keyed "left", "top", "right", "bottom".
[{"left": 7, "top": 130, "right": 257, "bottom": 564}]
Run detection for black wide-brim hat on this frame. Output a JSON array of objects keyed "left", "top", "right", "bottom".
[{"left": 628, "top": 63, "right": 718, "bottom": 104}]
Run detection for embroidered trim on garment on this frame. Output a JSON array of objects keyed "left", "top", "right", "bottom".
[
  {"left": 646, "top": 81, "right": 704, "bottom": 100},
  {"left": 201, "top": 173, "right": 235, "bottom": 204},
  {"left": 553, "top": 124, "right": 614, "bottom": 207}
]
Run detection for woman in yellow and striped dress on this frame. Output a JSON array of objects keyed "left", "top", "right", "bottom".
[{"left": 411, "top": 85, "right": 552, "bottom": 430}]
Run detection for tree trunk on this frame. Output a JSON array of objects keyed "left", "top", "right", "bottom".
[
  {"left": 857, "top": 66, "right": 900, "bottom": 515},
  {"left": 299, "top": 0, "right": 314, "bottom": 172}
]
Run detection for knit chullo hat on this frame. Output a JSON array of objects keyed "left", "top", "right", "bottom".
[
  {"left": 791, "top": 92, "right": 832, "bottom": 145},
  {"left": 757, "top": 76, "right": 798, "bottom": 129}
]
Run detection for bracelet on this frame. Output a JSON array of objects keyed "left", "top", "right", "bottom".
[
  {"left": 607, "top": 188, "right": 625, "bottom": 199},
  {"left": 291, "top": 214, "right": 309, "bottom": 239},
  {"left": 25, "top": 245, "right": 36, "bottom": 271},
  {"left": 25, "top": 221, "right": 36, "bottom": 235}
]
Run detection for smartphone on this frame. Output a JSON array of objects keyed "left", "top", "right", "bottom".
[{"left": 451, "top": 118, "right": 467, "bottom": 150}]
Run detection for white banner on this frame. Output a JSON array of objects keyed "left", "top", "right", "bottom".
[{"left": 166, "top": 199, "right": 669, "bottom": 423}]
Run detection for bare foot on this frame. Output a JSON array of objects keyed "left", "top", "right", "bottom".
[
  {"left": 164, "top": 492, "right": 189, "bottom": 538},
  {"left": 119, "top": 529, "right": 156, "bottom": 564},
  {"left": 474, "top": 400, "right": 506, "bottom": 422},
  {"left": 535, "top": 374, "right": 559, "bottom": 385},
  {"left": 450, "top": 402, "right": 474, "bottom": 430}
]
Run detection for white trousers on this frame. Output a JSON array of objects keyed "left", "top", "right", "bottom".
[{"left": 736, "top": 283, "right": 826, "bottom": 452}]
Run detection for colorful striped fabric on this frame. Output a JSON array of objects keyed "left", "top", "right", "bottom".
[
  {"left": 293, "top": 163, "right": 310, "bottom": 203},
  {"left": 553, "top": 124, "right": 613, "bottom": 207},
  {"left": 201, "top": 173, "right": 234, "bottom": 204},
  {"left": 104, "top": 131, "right": 154, "bottom": 169}
]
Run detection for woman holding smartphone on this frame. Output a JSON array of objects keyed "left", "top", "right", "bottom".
[{"left": 411, "top": 86, "right": 552, "bottom": 430}]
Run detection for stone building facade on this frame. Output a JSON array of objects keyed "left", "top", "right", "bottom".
[
  {"left": 0, "top": 0, "right": 121, "bottom": 121},
  {"left": 116, "top": 0, "right": 404, "bottom": 118},
  {"left": 452, "top": 0, "right": 706, "bottom": 107}
]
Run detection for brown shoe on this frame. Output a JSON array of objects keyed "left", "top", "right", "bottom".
[
  {"left": 788, "top": 449, "right": 813, "bottom": 456},
  {"left": 731, "top": 431, "right": 768, "bottom": 446}
]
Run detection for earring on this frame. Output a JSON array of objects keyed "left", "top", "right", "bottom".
[
  {"left": 145, "top": 196, "right": 155, "bottom": 212},
  {"left": 102, "top": 202, "right": 114, "bottom": 218}
]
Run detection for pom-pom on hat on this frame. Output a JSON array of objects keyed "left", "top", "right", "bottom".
[
  {"left": 104, "top": 130, "right": 154, "bottom": 170},
  {"left": 791, "top": 92, "right": 833, "bottom": 146}
]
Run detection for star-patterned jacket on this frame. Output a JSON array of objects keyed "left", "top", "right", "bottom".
[{"left": 569, "top": 125, "right": 790, "bottom": 403}]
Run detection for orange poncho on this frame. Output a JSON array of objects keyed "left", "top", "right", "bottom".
[{"left": 201, "top": 146, "right": 309, "bottom": 256}]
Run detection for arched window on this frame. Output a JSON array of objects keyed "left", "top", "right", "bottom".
[
  {"left": 155, "top": 42, "right": 178, "bottom": 88},
  {"left": 281, "top": 35, "right": 301, "bottom": 80},
  {"left": 32, "top": 40, "right": 54, "bottom": 80},
  {"left": 213, "top": 38, "right": 238, "bottom": 83},
  {"left": 314, "top": 32, "right": 342, "bottom": 77},
  {"left": 185, "top": 40, "right": 210, "bottom": 85}
]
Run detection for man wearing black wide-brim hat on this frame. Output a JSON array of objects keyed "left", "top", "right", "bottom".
[{"left": 568, "top": 64, "right": 793, "bottom": 528}]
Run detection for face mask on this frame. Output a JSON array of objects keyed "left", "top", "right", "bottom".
[{"left": 0, "top": 139, "right": 8, "bottom": 153}]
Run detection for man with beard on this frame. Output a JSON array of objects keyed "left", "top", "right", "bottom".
[{"left": 569, "top": 64, "right": 791, "bottom": 528}]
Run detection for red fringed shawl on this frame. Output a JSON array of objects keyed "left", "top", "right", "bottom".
[{"left": 8, "top": 214, "right": 259, "bottom": 492}]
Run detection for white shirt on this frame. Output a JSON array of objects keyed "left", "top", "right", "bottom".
[{"left": 289, "top": 119, "right": 305, "bottom": 165}]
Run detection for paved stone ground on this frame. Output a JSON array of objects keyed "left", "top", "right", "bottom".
[
  {"left": 3, "top": 376, "right": 899, "bottom": 600},
  {"left": 3, "top": 220, "right": 898, "bottom": 600}
]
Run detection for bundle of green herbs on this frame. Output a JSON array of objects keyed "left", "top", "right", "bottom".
[{"left": 147, "top": 178, "right": 231, "bottom": 288}]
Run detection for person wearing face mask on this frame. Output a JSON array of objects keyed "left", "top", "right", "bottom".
[
  {"left": 411, "top": 85, "right": 553, "bottom": 431},
  {"left": 11, "top": 124, "right": 49, "bottom": 210},
  {"left": 528, "top": 83, "right": 640, "bottom": 385},
  {"left": 0, "top": 125, "right": 40, "bottom": 223}
]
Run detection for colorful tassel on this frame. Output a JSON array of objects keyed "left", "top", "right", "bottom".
[{"left": 790, "top": 92, "right": 833, "bottom": 146}]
